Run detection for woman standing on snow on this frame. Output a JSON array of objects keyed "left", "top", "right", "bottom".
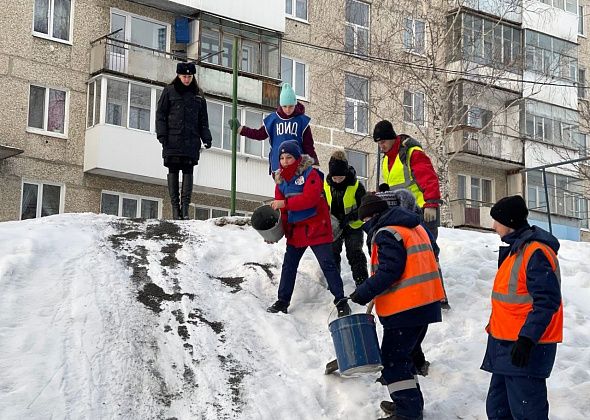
[
  {"left": 156, "top": 62, "right": 212, "bottom": 220},
  {"left": 267, "top": 140, "right": 350, "bottom": 317}
]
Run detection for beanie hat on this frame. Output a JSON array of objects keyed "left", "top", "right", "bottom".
[
  {"left": 328, "top": 150, "right": 349, "bottom": 176},
  {"left": 278, "top": 140, "right": 301, "bottom": 160},
  {"left": 177, "top": 62, "right": 196, "bottom": 75},
  {"left": 279, "top": 83, "right": 297, "bottom": 106},
  {"left": 376, "top": 188, "right": 418, "bottom": 213},
  {"left": 490, "top": 195, "right": 529, "bottom": 230},
  {"left": 358, "top": 194, "right": 389, "bottom": 221},
  {"left": 373, "top": 120, "right": 397, "bottom": 142}
]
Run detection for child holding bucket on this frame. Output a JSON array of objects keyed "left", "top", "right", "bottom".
[
  {"left": 349, "top": 192, "right": 444, "bottom": 420},
  {"left": 267, "top": 140, "right": 351, "bottom": 317},
  {"left": 228, "top": 83, "right": 319, "bottom": 175}
]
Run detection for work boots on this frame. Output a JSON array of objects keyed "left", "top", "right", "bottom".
[
  {"left": 167, "top": 173, "right": 181, "bottom": 220},
  {"left": 180, "top": 173, "right": 193, "bottom": 220}
]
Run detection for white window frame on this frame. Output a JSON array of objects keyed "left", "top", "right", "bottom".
[
  {"left": 100, "top": 190, "right": 162, "bottom": 219},
  {"left": 579, "top": 5, "right": 585, "bottom": 35},
  {"left": 110, "top": 8, "right": 171, "bottom": 52},
  {"left": 281, "top": 56, "right": 308, "bottom": 100},
  {"left": 457, "top": 174, "right": 494, "bottom": 204},
  {"left": 27, "top": 84, "right": 69, "bottom": 139},
  {"left": 32, "top": 0, "right": 75, "bottom": 44},
  {"left": 344, "top": 73, "right": 370, "bottom": 135},
  {"left": 403, "top": 89, "right": 426, "bottom": 127},
  {"left": 20, "top": 180, "right": 65, "bottom": 220},
  {"left": 285, "top": 0, "right": 308, "bottom": 22},
  {"left": 345, "top": 0, "right": 370, "bottom": 56},
  {"left": 403, "top": 17, "right": 426, "bottom": 55}
]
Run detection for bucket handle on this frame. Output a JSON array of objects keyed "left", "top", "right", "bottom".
[{"left": 328, "top": 298, "right": 375, "bottom": 324}]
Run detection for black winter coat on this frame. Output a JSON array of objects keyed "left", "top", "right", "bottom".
[
  {"left": 156, "top": 78, "right": 212, "bottom": 163},
  {"left": 325, "top": 166, "right": 366, "bottom": 226}
]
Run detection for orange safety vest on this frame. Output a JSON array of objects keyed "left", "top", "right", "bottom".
[
  {"left": 370, "top": 225, "right": 444, "bottom": 317},
  {"left": 486, "top": 242, "right": 563, "bottom": 343}
]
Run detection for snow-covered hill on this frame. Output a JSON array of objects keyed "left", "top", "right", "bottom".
[{"left": 0, "top": 214, "right": 588, "bottom": 419}]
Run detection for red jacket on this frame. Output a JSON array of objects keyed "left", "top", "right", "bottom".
[
  {"left": 275, "top": 156, "right": 333, "bottom": 247},
  {"left": 385, "top": 136, "right": 441, "bottom": 208}
]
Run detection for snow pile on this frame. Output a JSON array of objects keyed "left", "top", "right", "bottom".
[{"left": 0, "top": 213, "right": 588, "bottom": 419}]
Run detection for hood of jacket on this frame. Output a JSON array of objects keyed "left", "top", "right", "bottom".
[
  {"left": 502, "top": 225, "right": 560, "bottom": 255},
  {"left": 274, "top": 154, "right": 315, "bottom": 184},
  {"left": 276, "top": 102, "right": 306, "bottom": 119},
  {"left": 326, "top": 165, "right": 357, "bottom": 190}
]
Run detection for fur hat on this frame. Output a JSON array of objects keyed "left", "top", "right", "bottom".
[
  {"left": 490, "top": 195, "right": 529, "bottom": 230},
  {"left": 279, "top": 83, "right": 297, "bottom": 106},
  {"left": 278, "top": 140, "right": 301, "bottom": 160},
  {"left": 373, "top": 120, "right": 397, "bottom": 142},
  {"left": 328, "top": 150, "right": 349, "bottom": 176},
  {"left": 177, "top": 62, "right": 196, "bottom": 75},
  {"left": 358, "top": 194, "right": 389, "bottom": 221}
]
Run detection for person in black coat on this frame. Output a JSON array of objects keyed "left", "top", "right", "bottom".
[{"left": 156, "top": 62, "right": 212, "bottom": 220}]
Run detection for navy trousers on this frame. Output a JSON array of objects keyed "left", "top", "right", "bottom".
[
  {"left": 486, "top": 373, "right": 549, "bottom": 420},
  {"left": 381, "top": 325, "right": 425, "bottom": 419},
  {"left": 277, "top": 243, "right": 345, "bottom": 304},
  {"left": 331, "top": 226, "right": 368, "bottom": 284}
]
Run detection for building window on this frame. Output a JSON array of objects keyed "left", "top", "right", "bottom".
[
  {"left": 580, "top": 5, "right": 586, "bottom": 34},
  {"left": 21, "top": 181, "right": 63, "bottom": 220},
  {"left": 346, "top": 149, "right": 368, "bottom": 187},
  {"left": 542, "top": 0, "right": 578, "bottom": 13},
  {"left": 524, "top": 101, "right": 578, "bottom": 147},
  {"left": 87, "top": 80, "right": 102, "bottom": 128},
  {"left": 344, "top": 74, "right": 369, "bottom": 134},
  {"left": 403, "top": 18, "right": 425, "bottom": 55},
  {"left": 577, "top": 132, "right": 588, "bottom": 156},
  {"left": 457, "top": 175, "right": 493, "bottom": 205},
  {"left": 579, "top": 68, "right": 586, "bottom": 99},
  {"left": 194, "top": 206, "right": 210, "bottom": 220},
  {"left": 281, "top": 57, "right": 307, "bottom": 99},
  {"left": 110, "top": 10, "right": 169, "bottom": 53},
  {"left": 100, "top": 192, "right": 161, "bottom": 218},
  {"left": 527, "top": 171, "right": 585, "bottom": 217},
  {"left": 345, "top": 0, "right": 370, "bottom": 56},
  {"left": 199, "top": 16, "right": 280, "bottom": 79},
  {"left": 403, "top": 90, "right": 425, "bottom": 126},
  {"left": 525, "top": 30, "right": 578, "bottom": 82},
  {"left": 285, "top": 0, "right": 307, "bottom": 20},
  {"left": 33, "top": 0, "right": 72, "bottom": 42},
  {"left": 28, "top": 85, "right": 67, "bottom": 136}
]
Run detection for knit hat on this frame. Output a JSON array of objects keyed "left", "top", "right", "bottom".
[
  {"left": 490, "top": 195, "right": 529, "bottom": 230},
  {"left": 358, "top": 194, "right": 389, "bottom": 221},
  {"left": 177, "top": 62, "right": 196, "bottom": 75},
  {"left": 373, "top": 120, "right": 397, "bottom": 142},
  {"left": 279, "top": 83, "right": 297, "bottom": 106},
  {"left": 328, "top": 150, "right": 349, "bottom": 176},
  {"left": 278, "top": 140, "right": 301, "bottom": 160},
  {"left": 376, "top": 188, "right": 418, "bottom": 212}
]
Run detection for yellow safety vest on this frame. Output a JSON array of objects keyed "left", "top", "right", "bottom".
[
  {"left": 324, "top": 180, "right": 364, "bottom": 229},
  {"left": 382, "top": 144, "right": 425, "bottom": 208}
]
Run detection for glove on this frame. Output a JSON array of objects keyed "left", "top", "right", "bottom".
[
  {"left": 349, "top": 290, "right": 370, "bottom": 306},
  {"left": 228, "top": 118, "right": 241, "bottom": 131},
  {"left": 203, "top": 140, "right": 212, "bottom": 149},
  {"left": 511, "top": 336, "right": 535, "bottom": 368},
  {"left": 423, "top": 207, "right": 437, "bottom": 223}
]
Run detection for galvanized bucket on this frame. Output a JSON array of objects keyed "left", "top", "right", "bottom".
[{"left": 251, "top": 204, "right": 284, "bottom": 243}]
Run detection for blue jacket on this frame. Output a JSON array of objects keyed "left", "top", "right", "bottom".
[
  {"left": 355, "top": 207, "right": 442, "bottom": 329},
  {"left": 481, "top": 225, "right": 561, "bottom": 378},
  {"left": 264, "top": 112, "right": 311, "bottom": 172}
]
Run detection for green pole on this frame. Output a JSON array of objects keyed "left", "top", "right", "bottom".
[{"left": 230, "top": 37, "right": 238, "bottom": 215}]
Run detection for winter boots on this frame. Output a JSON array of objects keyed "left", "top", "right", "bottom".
[
  {"left": 180, "top": 173, "right": 193, "bottom": 220},
  {"left": 167, "top": 173, "right": 181, "bottom": 220},
  {"left": 267, "top": 300, "right": 289, "bottom": 314},
  {"left": 379, "top": 402, "right": 423, "bottom": 420},
  {"left": 336, "top": 299, "right": 351, "bottom": 317}
]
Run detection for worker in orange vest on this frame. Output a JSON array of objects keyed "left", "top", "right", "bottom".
[
  {"left": 350, "top": 192, "right": 444, "bottom": 420},
  {"left": 483, "top": 195, "right": 563, "bottom": 420}
]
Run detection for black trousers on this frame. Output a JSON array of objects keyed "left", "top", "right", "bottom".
[{"left": 331, "top": 225, "right": 368, "bottom": 284}]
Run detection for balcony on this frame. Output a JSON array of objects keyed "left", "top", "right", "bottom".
[
  {"left": 450, "top": 199, "right": 495, "bottom": 229},
  {"left": 447, "top": 130, "right": 524, "bottom": 168}
]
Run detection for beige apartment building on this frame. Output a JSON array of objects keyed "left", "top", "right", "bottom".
[{"left": 0, "top": 0, "right": 588, "bottom": 240}]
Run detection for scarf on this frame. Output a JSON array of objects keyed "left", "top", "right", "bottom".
[{"left": 280, "top": 157, "right": 302, "bottom": 182}]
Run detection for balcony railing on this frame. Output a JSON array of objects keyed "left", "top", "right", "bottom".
[
  {"left": 450, "top": 199, "right": 495, "bottom": 229},
  {"left": 448, "top": 130, "right": 524, "bottom": 165}
]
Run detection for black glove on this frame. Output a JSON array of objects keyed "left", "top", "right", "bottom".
[
  {"left": 203, "top": 140, "right": 212, "bottom": 149},
  {"left": 511, "top": 336, "right": 535, "bottom": 368},
  {"left": 228, "top": 118, "right": 241, "bottom": 131},
  {"left": 349, "top": 290, "right": 369, "bottom": 306}
]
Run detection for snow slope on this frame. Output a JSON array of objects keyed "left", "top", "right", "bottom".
[{"left": 0, "top": 214, "right": 588, "bottom": 419}]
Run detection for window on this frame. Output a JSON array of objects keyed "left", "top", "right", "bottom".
[
  {"left": 457, "top": 175, "right": 493, "bottom": 205},
  {"left": 21, "top": 181, "right": 63, "bottom": 220},
  {"left": 194, "top": 206, "right": 210, "bottom": 220},
  {"left": 525, "top": 30, "right": 578, "bottom": 82},
  {"left": 527, "top": 170, "right": 585, "bottom": 217},
  {"left": 579, "top": 68, "right": 586, "bottom": 99},
  {"left": 465, "top": 106, "right": 493, "bottom": 132},
  {"left": 199, "top": 16, "right": 280, "bottom": 79},
  {"left": 541, "top": 0, "right": 578, "bottom": 13},
  {"left": 285, "top": 0, "right": 307, "bottom": 20},
  {"left": 281, "top": 57, "right": 307, "bottom": 98},
  {"left": 110, "top": 10, "right": 168, "bottom": 52},
  {"left": 212, "top": 208, "right": 230, "bottom": 218},
  {"left": 580, "top": 5, "right": 585, "bottom": 35},
  {"left": 524, "top": 101, "right": 578, "bottom": 147},
  {"left": 403, "top": 18, "right": 425, "bottom": 55},
  {"left": 102, "top": 77, "right": 162, "bottom": 131},
  {"left": 344, "top": 74, "right": 369, "bottom": 134},
  {"left": 33, "top": 0, "right": 72, "bottom": 42},
  {"left": 100, "top": 192, "right": 161, "bottom": 219},
  {"left": 345, "top": 0, "right": 370, "bottom": 56},
  {"left": 346, "top": 149, "right": 368, "bottom": 187},
  {"left": 28, "top": 85, "right": 67, "bottom": 136},
  {"left": 403, "top": 90, "right": 425, "bottom": 126},
  {"left": 576, "top": 132, "right": 588, "bottom": 156}
]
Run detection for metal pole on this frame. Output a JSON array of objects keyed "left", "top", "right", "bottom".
[
  {"left": 230, "top": 37, "right": 238, "bottom": 215},
  {"left": 541, "top": 168, "right": 553, "bottom": 234}
]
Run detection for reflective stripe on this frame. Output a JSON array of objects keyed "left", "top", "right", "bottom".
[
  {"left": 407, "top": 243, "right": 432, "bottom": 255},
  {"left": 380, "top": 270, "right": 441, "bottom": 295},
  {"left": 285, "top": 192, "right": 302, "bottom": 198},
  {"left": 387, "top": 379, "right": 417, "bottom": 393},
  {"left": 491, "top": 291, "right": 532, "bottom": 304},
  {"left": 370, "top": 227, "right": 431, "bottom": 273}
]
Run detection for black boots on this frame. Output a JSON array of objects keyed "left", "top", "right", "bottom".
[
  {"left": 167, "top": 173, "right": 181, "bottom": 220},
  {"left": 267, "top": 300, "right": 289, "bottom": 314},
  {"left": 180, "top": 173, "right": 193, "bottom": 220}
]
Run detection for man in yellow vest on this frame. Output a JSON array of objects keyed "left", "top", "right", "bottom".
[
  {"left": 483, "top": 195, "right": 563, "bottom": 419},
  {"left": 324, "top": 150, "right": 368, "bottom": 286},
  {"left": 350, "top": 192, "right": 444, "bottom": 420}
]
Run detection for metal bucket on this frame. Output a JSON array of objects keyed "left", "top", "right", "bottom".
[
  {"left": 328, "top": 313, "right": 383, "bottom": 376},
  {"left": 330, "top": 214, "right": 343, "bottom": 241},
  {"left": 251, "top": 204, "right": 284, "bottom": 243}
]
